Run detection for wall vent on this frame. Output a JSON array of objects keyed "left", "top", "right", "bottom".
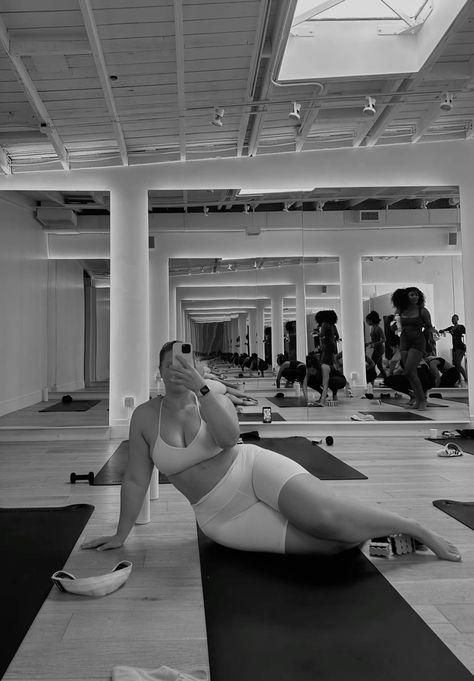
[
  {"left": 358, "top": 210, "right": 380, "bottom": 222},
  {"left": 448, "top": 232, "right": 457, "bottom": 246},
  {"left": 321, "top": 285, "right": 327, "bottom": 294},
  {"left": 148, "top": 235, "right": 155, "bottom": 249}
]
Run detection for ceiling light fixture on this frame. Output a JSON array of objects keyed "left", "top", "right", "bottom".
[
  {"left": 283, "top": 202, "right": 290, "bottom": 212},
  {"left": 203, "top": 206, "right": 209, "bottom": 216},
  {"left": 362, "top": 96, "right": 376, "bottom": 117},
  {"left": 243, "top": 204, "right": 250, "bottom": 214},
  {"left": 440, "top": 93, "right": 453, "bottom": 112},
  {"left": 288, "top": 101, "right": 301, "bottom": 122},
  {"left": 210, "top": 107, "right": 225, "bottom": 126}
]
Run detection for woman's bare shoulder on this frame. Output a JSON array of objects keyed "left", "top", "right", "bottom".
[{"left": 132, "top": 396, "right": 162, "bottom": 424}]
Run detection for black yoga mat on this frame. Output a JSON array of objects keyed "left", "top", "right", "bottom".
[
  {"left": 359, "top": 410, "right": 432, "bottom": 421},
  {"left": 433, "top": 499, "right": 474, "bottom": 530},
  {"left": 381, "top": 397, "right": 449, "bottom": 408},
  {"left": 39, "top": 399, "right": 101, "bottom": 412},
  {"left": 0, "top": 504, "right": 94, "bottom": 678},
  {"left": 445, "top": 396, "right": 469, "bottom": 404},
  {"left": 93, "top": 440, "right": 170, "bottom": 485},
  {"left": 426, "top": 438, "right": 474, "bottom": 454},
  {"left": 266, "top": 396, "right": 308, "bottom": 407},
  {"left": 197, "top": 531, "right": 472, "bottom": 681},
  {"left": 238, "top": 412, "right": 286, "bottom": 422},
  {"left": 257, "top": 436, "right": 367, "bottom": 480}
]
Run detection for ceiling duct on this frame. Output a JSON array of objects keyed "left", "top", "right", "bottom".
[{"left": 36, "top": 206, "right": 78, "bottom": 231}]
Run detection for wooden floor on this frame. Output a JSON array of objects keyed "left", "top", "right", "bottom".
[
  {"left": 1, "top": 374, "right": 474, "bottom": 679},
  {"left": 1, "top": 432, "right": 474, "bottom": 679}
]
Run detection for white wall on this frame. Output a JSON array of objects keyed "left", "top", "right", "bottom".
[
  {"left": 47, "top": 260, "right": 85, "bottom": 392},
  {"left": 0, "top": 193, "right": 48, "bottom": 416}
]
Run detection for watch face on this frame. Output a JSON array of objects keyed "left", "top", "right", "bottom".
[{"left": 200, "top": 385, "right": 210, "bottom": 396}]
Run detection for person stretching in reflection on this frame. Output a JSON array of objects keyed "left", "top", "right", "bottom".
[
  {"left": 391, "top": 287, "right": 437, "bottom": 411},
  {"left": 365, "top": 311, "right": 386, "bottom": 380},
  {"left": 303, "top": 352, "right": 347, "bottom": 406},
  {"left": 275, "top": 354, "right": 306, "bottom": 389},
  {"left": 82, "top": 340, "right": 461, "bottom": 561}
]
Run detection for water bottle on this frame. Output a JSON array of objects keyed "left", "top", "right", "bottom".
[{"left": 294, "top": 382, "right": 301, "bottom": 397}]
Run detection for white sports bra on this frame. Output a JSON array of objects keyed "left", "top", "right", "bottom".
[{"left": 152, "top": 398, "right": 222, "bottom": 476}]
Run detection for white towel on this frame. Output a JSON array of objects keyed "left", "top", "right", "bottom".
[{"left": 112, "top": 665, "right": 207, "bottom": 681}]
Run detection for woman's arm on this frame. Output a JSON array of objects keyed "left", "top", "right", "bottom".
[
  {"left": 171, "top": 357, "right": 240, "bottom": 448},
  {"left": 82, "top": 405, "right": 154, "bottom": 550},
  {"left": 275, "top": 362, "right": 288, "bottom": 389},
  {"left": 302, "top": 373, "right": 309, "bottom": 403},
  {"left": 421, "top": 308, "right": 436, "bottom": 332}
]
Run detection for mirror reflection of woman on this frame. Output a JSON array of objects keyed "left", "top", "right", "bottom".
[
  {"left": 439, "top": 314, "right": 468, "bottom": 384},
  {"left": 391, "top": 287, "right": 436, "bottom": 411},
  {"left": 82, "top": 340, "right": 461, "bottom": 562}
]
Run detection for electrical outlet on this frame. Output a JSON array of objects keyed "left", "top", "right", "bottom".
[{"left": 124, "top": 396, "right": 135, "bottom": 408}]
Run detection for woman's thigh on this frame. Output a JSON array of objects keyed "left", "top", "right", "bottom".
[
  {"left": 404, "top": 348, "right": 423, "bottom": 374},
  {"left": 285, "top": 522, "right": 360, "bottom": 554}
]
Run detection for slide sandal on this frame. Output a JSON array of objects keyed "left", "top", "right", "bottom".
[{"left": 437, "top": 442, "right": 464, "bottom": 457}]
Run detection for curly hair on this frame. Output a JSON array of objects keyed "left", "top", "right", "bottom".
[
  {"left": 315, "top": 309, "right": 338, "bottom": 325},
  {"left": 366, "top": 310, "right": 381, "bottom": 325},
  {"left": 391, "top": 287, "right": 425, "bottom": 312},
  {"left": 306, "top": 352, "right": 321, "bottom": 370}
]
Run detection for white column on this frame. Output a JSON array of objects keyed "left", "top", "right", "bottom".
[
  {"left": 295, "top": 269, "right": 308, "bottom": 362},
  {"left": 248, "top": 309, "right": 257, "bottom": 354},
  {"left": 339, "top": 253, "right": 366, "bottom": 393},
  {"left": 238, "top": 313, "right": 247, "bottom": 354},
  {"left": 271, "top": 290, "right": 284, "bottom": 361},
  {"left": 459, "top": 184, "right": 474, "bottom": 420},
  {"left": 169, "top": 281, "right": 177, "bottom": 339},
  {"left": 109, "top": 183, "right": 149, "bottom": 431},
  {"left": 256, "top": 301, "right": 265, "bottom": 358},
  {"left": 149, "top": 252, "right": 169, "bottom": 384}
]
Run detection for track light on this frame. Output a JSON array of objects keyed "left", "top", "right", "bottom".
[
  {"left": 243, "top": 204, "right": 250, "bottom": 214},
  {"left": 440, "top": 93, "right": 453, "bottom": 112},
  {"left": 211, "top": 107, "right": 225, "bottom": 126},
  {"left": 362, "top": 96, "right": 376, "bottom": 117},
  {"left": 288, "top": 102, "right": 301, "bottom": 122},
  {"left": 203, "top": 206, "right": 209, "bottom": 216},
  {"left": 283, "top": 202, "right": 290, "bottom": 212}
]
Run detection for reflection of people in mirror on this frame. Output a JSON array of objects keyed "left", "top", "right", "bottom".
[
  {"left": 391, "top": 287, "right": 437, "bottom": 411},
  {"left": 303, "top": 352, "right": 347, "bottom": 406},
  {"left": 315, "top": 310, "right": 340, "bottom": 366},
  {"left": 425, "top": 355, "right": 460, "bottom": 388},
  {"left": 275, "top": 354, "right": 306, "bottom": 389},
  {"left": 82, "top": 340, "right": 461, "bottom": 562},
  {"left": 365, "top": 311, "right": 386, "bottom": 380},
  {"left": 439, "top": 315, "right": 468, "bottom": 383}
]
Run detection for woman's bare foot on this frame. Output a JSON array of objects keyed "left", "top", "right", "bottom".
[
  {"left": 414, "top": 400, "right": 427, "bottom": 411},
  {"left": 420, "top": 532, "right": 462, "bottom": 561}
]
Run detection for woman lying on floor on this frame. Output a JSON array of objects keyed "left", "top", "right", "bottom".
[{"left": 82, "top": 341, "right": 461, "bottom": 561}]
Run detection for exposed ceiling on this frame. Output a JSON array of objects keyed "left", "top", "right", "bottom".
[{"left": 0, "top": 0, "right": 473, "bottom": 176}]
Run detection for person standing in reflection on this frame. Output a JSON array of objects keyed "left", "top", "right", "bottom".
[
  {"left": 315, "top": 310, "right": 340, "bottom": 367},
  {"left": 303, "top": 352, "right": 347, "bottom": 406},
  {"left": 439, "top": 314, "right": 468, "bottom": 384},
  {"left": 365, "top": 311, "right": 386, "bottom": 381},
  {"left": 391, "top": 287, "right": 437, "bottom": 411}
]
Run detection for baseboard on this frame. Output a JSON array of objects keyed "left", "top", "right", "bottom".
[{"left": 0, "top": 390, "right": 43, "bottom": 418}]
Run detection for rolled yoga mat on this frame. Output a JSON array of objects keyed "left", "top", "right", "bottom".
[
  {"left": 433, "top": 499, "right": 474, "bottom": 530},
  {"left": 93, "top": 440, "right": 170, "bottom": 485},
  {"left": 197, "top": 531, "right": 473, "bottom": 681},
  {"left": 256, "top": 436, "right": 367, "bottom": 480},
  {"left": 359, "top": 410, "right": 432, "bottom": 421},
  {"left": 39, "top": 399, "right": 101, "bottom": 412},
  {"left": 0, "top": 503, "right": 94, "bottom": 678}
]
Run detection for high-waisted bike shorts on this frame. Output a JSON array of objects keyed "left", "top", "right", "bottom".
[{"left": 192, "top": 443, "right": 309, "bottom": 553}]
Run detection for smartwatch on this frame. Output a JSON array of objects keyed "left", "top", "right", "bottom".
[{"left": 198, "top": 384, "right": 211, "bottom": 397}]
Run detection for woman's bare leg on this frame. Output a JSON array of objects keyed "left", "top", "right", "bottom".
[
  {"left": 403, "top": 348, "right": 426, "bottom": 409},
  {"left": 285, "top": 522, "right": 361, "bottom": 554},
  {"left": 278, "top": 474, "right": 461, "bottom": 561}
]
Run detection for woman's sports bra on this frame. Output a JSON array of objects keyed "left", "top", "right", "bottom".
[
  {"left": 151, "top": 398, "right": 222, "bottom": 476},
  {"left": 400, "top": 309, "right": 424, "bottom": 331}
]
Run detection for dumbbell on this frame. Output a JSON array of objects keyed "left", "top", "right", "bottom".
[
  {"left": 62, "top": 394, "right": 73, "bottom": 404},
  {"left": 70, "top": 471, "right": 95, "bottom": 485}
]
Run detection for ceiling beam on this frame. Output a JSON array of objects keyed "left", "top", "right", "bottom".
[
  {"left": 236, "top": 0, "right": 272, "bottom": 157},
  {"left": 294, "top": 87, "right": 326, "bottom": 151},
  {"left": 0, "top": 145, "right": 11, "bottom": 174},
  {"left": 411, "top": 100, "right": 446, "bottom": 144},
  {"left": 0, "top": 15, "right": 69, "bottom": 170},
  {"left": 292, "top": 0, "right": 346, "bottom": 27},
  {"left": 173, "top": 0, "right": 187, "bottom": 161},
  {"left": 78, "top": 0, "right": 128, "bottom": 166}
]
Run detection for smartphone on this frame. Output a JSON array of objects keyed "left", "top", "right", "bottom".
[
  {"left": 262, "top": 406, "right": 272, "bottom": 423},
  {"left": 172, "top": 342, "right": 194, "bottom": 367}
]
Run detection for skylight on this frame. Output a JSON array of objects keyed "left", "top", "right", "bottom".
[{"left": 278, "top": 0, "right": 468, "bottom": 81}]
